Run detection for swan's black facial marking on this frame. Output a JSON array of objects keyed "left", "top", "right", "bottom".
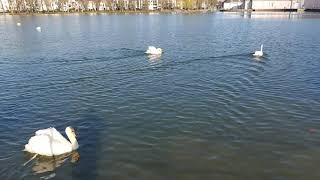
[{"left": 69, "top": 127, "right": 76, "bottom": 137}]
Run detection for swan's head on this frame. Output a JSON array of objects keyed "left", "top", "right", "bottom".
[
  {"left": 157, "top": 48, "right": 162, "bottom": 54},
  {"left": 66, "top": 126, "right": 79, "bottom": 150},
  {"left": 66, "top": 126, "right": 77, "bottom": 138}
]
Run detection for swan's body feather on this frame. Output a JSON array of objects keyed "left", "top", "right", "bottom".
[
  {"left": 253, "top": 44, "right": 264, "bottom": 57},
  {"left": 24, "top": 127, "right": 78, "bottom": 156},
  {"left": 253, "top": 50, "right": 263, "bottom": 57},
  {"left": 35, "top": 127, "right": 70, "bottom": 145},
  {"left": 25, "top": 135, "right": 72, "bottom": 156},
  {"left": 36, "top": 27, "right": 41, "bottom": 32},
  {"left": 145, "top": 46, "right": 162, "bottom": 55}
]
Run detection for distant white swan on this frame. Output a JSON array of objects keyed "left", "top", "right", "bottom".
[
  {"left": 36, "top": 26, "right": 41, "bottom": 32},
  {"left": 16, "top": 22, "right": 21, "bottom": 26},
  {"left": 145, "top": 46, "right": 162, "bottom": 55},
  {"left": 24, "top": 127, "right": 78, "bottom": 158},
  {"left": 253, "top": 44, "right": 263, "bottom": 57}
]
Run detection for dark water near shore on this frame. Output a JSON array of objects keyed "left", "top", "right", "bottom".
[{"left": 0, "top": 12, "right": 320, "bottom": 179}]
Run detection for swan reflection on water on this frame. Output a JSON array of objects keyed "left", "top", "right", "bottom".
[
  {"left": 147, "top": 54, "right": 162, "bottom": 61},
  {"left": 25, "top": 151, "right": 80, "bottom": 175}
]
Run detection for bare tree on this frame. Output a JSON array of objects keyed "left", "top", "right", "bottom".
[
  {"left": 100, "top": 0, "right": 107, "bottom": 11},
  {"left": 117, "top": 0, "right": 125, "bottom": 11},
  {"left": 7, "top": 0, "right": 16, "bottom": 13},
  {"left": 0, "top": 0, "right": 4, "bottom": 13},
  {"left": 79, "top": 0, "right": 89, "bottom": 11},
  {"left": 93, "top": 0, "right": 101, "bottom": 10},
  {"left": 158, "top": 0, "right": 165, "bottom": 10},
  {"left": 164, "top": 0, "right": 174, "bottom": 9},
  {"left": 208, "top": 0, "right": 217, "bottom": 9},
  {"left": 196, "top": 0, "right": 204, "bottom": 9},
  {"left": 43, "top": 0, "right": 53, "bottom": 12},
  {"left": 105, "top": 0, "right": 113, "bottom": 11},
  {"left": 128, "top": 0, "right": 136, "bottom": 10},
  {"left": 39, "top": 0, "right": 45, "bottom": 12},
  {"left": 15, "top": 0, "right": 25, "bottom": 12},
  {"left": 25, "top": 0, "right": 37, "bottom": 12},
  {"left": 142, "top": 0, "right": 148, "bottom": 10},
  {"left": 57, "top": 0, "right": 65, "bottom": 11}
]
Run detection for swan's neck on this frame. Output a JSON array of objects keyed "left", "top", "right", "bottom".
[
  {"left": 260, "top": 45, "right": 263, "bottom": 52},
  {"left": 67, "top": 134, "right": 79, "bottom": 150}
]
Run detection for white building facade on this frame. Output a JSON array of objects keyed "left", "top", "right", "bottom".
[
  {"left": 223, "top": 0, "right": 243, "bottom": 10},
  {"left": 252, "top": 0, "right": 303, "bottom": 10},
  {"left": 0, "top": 0, "right": 10, "bottom": 12},
  {"left": 304, "top": 0, "right": 320, "bottom": 9},
  {"left": 148, "top": 0, "right": 159, "bottom": 10}
]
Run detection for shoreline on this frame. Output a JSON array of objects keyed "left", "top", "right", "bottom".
[
  {"left": 221, "top": 9, "right": 320, "bottom": 13},
  {"left": 0, "top": 9, "right": 214, "bottom": 16},
  {"left": 1, "top": 8, "right": 320, "bottom": 16}
]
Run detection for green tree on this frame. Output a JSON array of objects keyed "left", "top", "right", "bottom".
[
  {"left": 116, "top": 0, "right": 126, "bottom": 10},
  {"left": 184, "top": 0, "right": 193, "bottom": 9},
  {"left": 129, "top": 1, "right": 136, "bottom": 10},
  {"left": 142, "top": 0, "right": 148, "bottom": 10}
]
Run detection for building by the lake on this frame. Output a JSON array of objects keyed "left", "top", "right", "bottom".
[
  {"left": 223, "top": 0, "right": 320, "bottom": 11},
  {"left": 304, "top": 0, "right": 320, "bottom": 10},
  {"left": 250, "top": 0, "right": 303, "bottom": 10},
  {"left": 223, "top": 0, "right": 243, "bottom": 10}
]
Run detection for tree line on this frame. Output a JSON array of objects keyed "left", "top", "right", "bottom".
[{"left": 0, "top": 0, "right": 219, "bottom": 13}]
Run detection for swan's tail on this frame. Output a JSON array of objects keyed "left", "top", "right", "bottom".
[
  {"left": 23, "top": 154, "right": 37, "bottom": 166},
  {"left": 23, "top": 144, "right": 31, "bottom": 152}
]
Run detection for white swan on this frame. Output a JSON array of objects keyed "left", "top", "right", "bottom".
[
  {"left": 145, "top": 46, "right": 162, "bottom": 55},
  {"left": 253, "top": 44, "right": 263, "bottom": 57},
  {"left": 24, "top": 126, "right": 78, "bottom": 157},
  {"left": 16, "top": 22, "right": 21, "bottom": 26},
  {"left": 36, "top": 26, "right": 41, "bottom": 32}
]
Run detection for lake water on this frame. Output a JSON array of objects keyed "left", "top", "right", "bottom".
[{"left": 0, "top": 12, "right": 320, "bottom": 179}]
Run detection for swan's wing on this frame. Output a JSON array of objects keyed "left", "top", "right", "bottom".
[
  {"left": 26, "top": 134, "right": 72, "bottom": 156},
  {"left": 26, "top": 135, "right": 54, "bottom": 156},
  {"left": 35, "top": 128, "right": 51, "bottom": 135},
  {"left": 149, "top": 46, "right": 157, "bottom": 51},
  {"left": 35, "top": 127, "right": 70, "bottom": 144}
]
